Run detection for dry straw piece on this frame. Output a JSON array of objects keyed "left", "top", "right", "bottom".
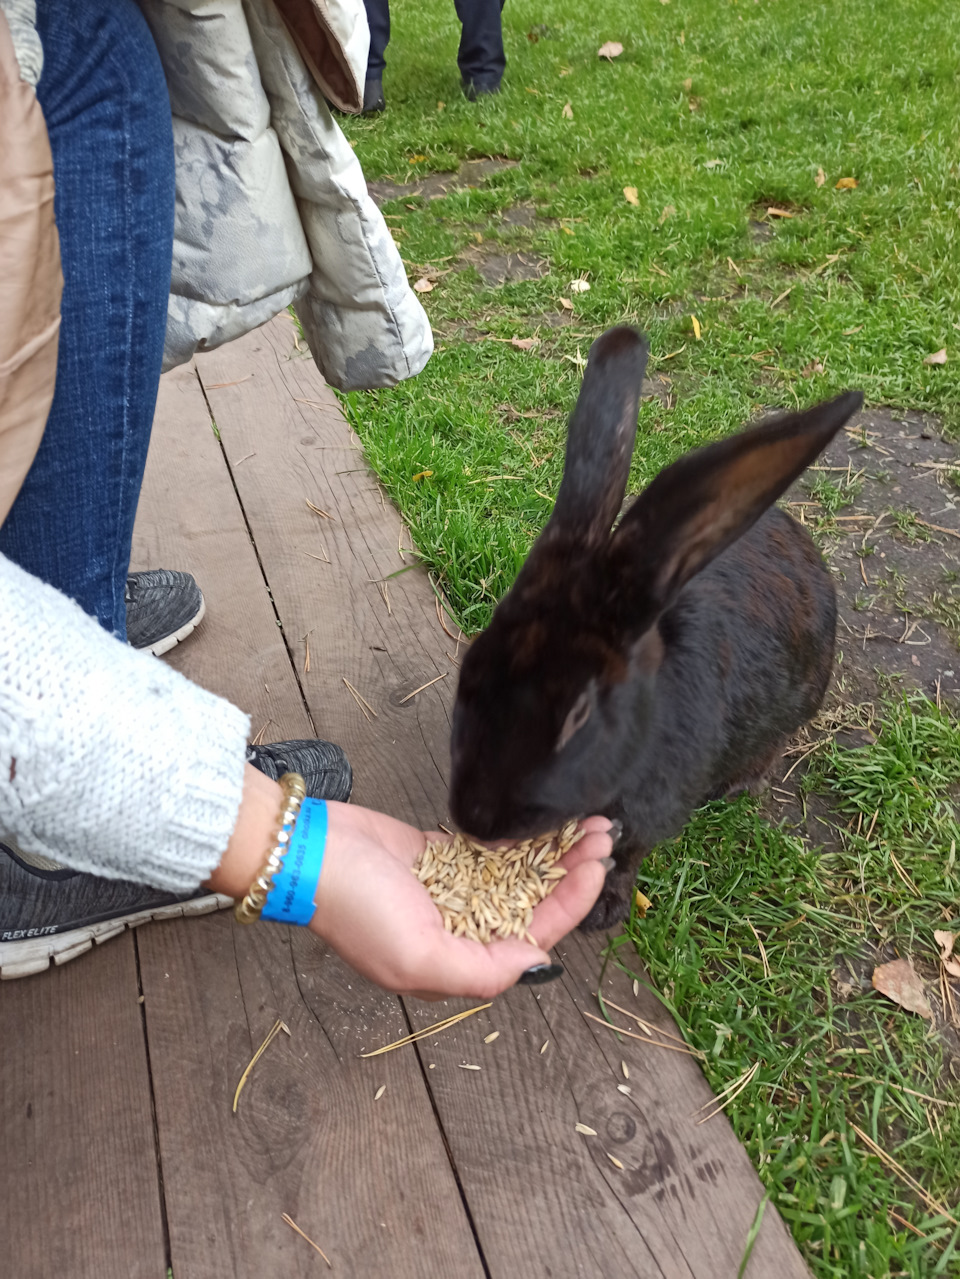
[{"left": 412, "top": 820, "right": 585, "bottom": 944}]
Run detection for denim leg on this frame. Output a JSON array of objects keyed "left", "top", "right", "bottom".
[
  {"left": 0, "top": 0, "right": 175, "bottom": 640},
  {"left": 363, "top": 0, "right": 390, "bottom": 77},
  {"left": 453, "top": 0, "right": 506, "bottom": 86}
]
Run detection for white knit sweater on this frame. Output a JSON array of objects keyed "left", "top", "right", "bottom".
[{"left": 0, "top": 554, "right": 250, "bottom": 891}]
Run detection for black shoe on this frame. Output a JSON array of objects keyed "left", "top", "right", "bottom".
[
  {"left": 362, "top": 78, "right": 385, "bottom": 114},
  {"left": 0, "top": 841, "right": 232, "bottom": 980},
  {"left": 462, "top": 76, "right": 501, "bottom": 101},
  {"left": 126, "top": 569, "right": 205, "bottom": 656},
  {"left": 248, "top": 739, "right": 352, "bottom": 802}
]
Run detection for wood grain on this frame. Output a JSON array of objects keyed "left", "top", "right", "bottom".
[
  {"left": 0, "top": 936, "right": 166, "bottom": 1278},
  {"left": 132, "top": 354, "right": 481, "bottom": 1278}
]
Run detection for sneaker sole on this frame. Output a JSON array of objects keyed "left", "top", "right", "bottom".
[
  {"left": 0, "top": 890, "right": 233, "bottom": 980},
  {"left": 145, "top": 594, "right": 206, "bottom": 657}
]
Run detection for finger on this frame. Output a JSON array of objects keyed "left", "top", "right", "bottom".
[{"left": 555, "top": 828, "right": 614, "bottom": 872}]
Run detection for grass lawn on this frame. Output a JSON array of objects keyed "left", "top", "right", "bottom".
[{"left": 337, "top": 2, "right": 960, "bottom": 1273}]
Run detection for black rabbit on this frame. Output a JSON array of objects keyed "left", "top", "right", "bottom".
[{"left": 449, "top": 326, "right": 862, "bottom": 929}]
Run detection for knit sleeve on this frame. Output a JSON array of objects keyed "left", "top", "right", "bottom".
[{"left": 0, "top": 553, "right": 251, "bottom": 891}]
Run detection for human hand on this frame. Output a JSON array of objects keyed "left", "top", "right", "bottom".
[{"left": 310, "top": 802, "right": 614, "bottom": 1000}]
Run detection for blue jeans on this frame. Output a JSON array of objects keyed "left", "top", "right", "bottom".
[{"left": 0, "top": 0, "right": 175, "bottom": 640}]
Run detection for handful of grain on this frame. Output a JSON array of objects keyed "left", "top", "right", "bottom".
[{"left": 412, "top": 820, "right": 585, "bottom": 944}]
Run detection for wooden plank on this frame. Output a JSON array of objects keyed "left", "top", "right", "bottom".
[
  {"left": 130, "top": 359, "right": 482, "bottom": 1278},
  {"left": 194, "top": 317, "right": 456, "bottom": 828},
  {"left": 402, "top": 932, "right": 809, "bottom": 1278},
  {"left": 196, "top": 315, "right": 811, "bottom": 1277},
  {"left": 0, "top": 935, "right": 167, "bottom": 1278}
]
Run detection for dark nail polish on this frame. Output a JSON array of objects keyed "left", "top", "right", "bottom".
[
  {"left": 516, "top": 963, "right": 565, "bottom": 986},
  {"left": 599, "top": 856, "right": 616, "bottom": 872},
  {"left": 608, "top": 819, "right": 623, "bottom": 843}
]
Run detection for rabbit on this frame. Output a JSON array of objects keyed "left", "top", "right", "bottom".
[{"left": 448, "top": 325, "right": 863, "bottom": 930}]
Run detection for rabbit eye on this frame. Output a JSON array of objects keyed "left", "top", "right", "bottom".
[{"left": 556, "top": 691, "right": 592, "bottom": 751}]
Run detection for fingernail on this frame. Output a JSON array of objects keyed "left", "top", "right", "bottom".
[
  {"left": 599, "top": 856, "right": 616, "bottom": 872},
  {"left": 608, "top": 819, "right": 623, "bottom": 843},
  {"left": 516, "top": 963, "right": 565, "bottom": 986}
]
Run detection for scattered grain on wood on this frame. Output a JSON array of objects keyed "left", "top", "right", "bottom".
[
  {"left": 575, "top": 1123, "right": 597, "bottom": 1136},
  {"left": 540, "top": 1041, "right": 549, "bottom": 1054},
  {"left": 232, "top": 1019, "right": 290, "bottom": 1113},
  {"left": 484, "top": 1031, "right": 500, "bottom": 1044},
  {"left": 459, "top": 1063, "right": 482, "bottom": 1071},
  {"left": 399, "top": 673, "right": 447, "bottom": 704},
  {"left": 374, "top": 1085, "right": 386, "bottom": 1101},
  {"left": 617, "top": 1084, "right": 632, "bottom": 1096},
  {"left": 607, "top": 1154, "right": 625, "bottom": 1170},
  {"left": 621, "top": 1061, "right": 629, "bottom": 1079},
  {"left": 360, "top": 1003, "right": 492, "bottom": 1058},
  {"left": 281, "top": 1213, "right": 332, "bottom": 1268},
  {"left": 583, "top": 1011, "right": 706, "bottom": 1060},
  {"left": 411, "top": 822, "right": 584, "bottom": 944}
]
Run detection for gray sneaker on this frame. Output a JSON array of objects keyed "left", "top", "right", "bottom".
[
  {"left": 126, "top": 569, "right": 205, "bottom": 655},
  {"left": 0, "top": 739, "right": 352, "bottom": 979}
]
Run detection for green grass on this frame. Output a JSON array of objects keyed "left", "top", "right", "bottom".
[
  {"left": 616, "top": 694, "right": 960, "bottom": 1277},
  {"left": 336, "top": 3, "right": 960, "bottom": 1271}
]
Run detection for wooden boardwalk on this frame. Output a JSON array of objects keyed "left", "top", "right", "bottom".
[{"left": 0, "top": 315, "right": 811, "bottom": 1278}]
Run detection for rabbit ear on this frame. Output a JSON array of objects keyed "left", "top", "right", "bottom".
[
  {"left": 610, "top": 390, "right": 863, "bottom": 616},
  {"left": 546, "top": 327, "right": 649, "bottom": 548}
]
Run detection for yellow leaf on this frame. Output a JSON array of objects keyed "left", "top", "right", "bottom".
[
  {"left": 408, "top": 154, "right": 426, "bottom": 164},
  {"left": 411, "top": 470, "right": 434, "bottom": 483},
  {"left": 598, "top": 41, "right": 624, "bottom": 60},
  {"left": 924, "top": 348, "right": 948, "bottom": 366},
  {"left": 634, "top": 889, "right": 652, "bottom": 918},
  {"left": 413, "top": 278, "right": 435, "bottom": 293},
  {"left": 562, "top": 101, "right": 573, "bottom": 119},
  {"left": 815, "top": 166, "right": 826, "bottom": 187},
  {"left": 559, "top": 66, "right": 572, "bottom": 77},
  {"left": 682, "top": 77, "right": 693, "bottom": 92},
  {"left": 691, "top": 314, "right": 701, "bottom": 340},
  {"left": 623, "top": 186, "right": 639, "bottom": 206},
  {"left": 561, "top": 225, "right": 575, "bottom": 235},
  {"left": 835, "top": 176, "right": 858, "bottom": 189},
  {"left": 437, "top": 101, "right": 445, "bottom": 111},
  {"left": 473, "top": 231, "right": 483, "bottom": 244},
  {"left": 658, "top": 204, "right": 676, "bottom": 225}
]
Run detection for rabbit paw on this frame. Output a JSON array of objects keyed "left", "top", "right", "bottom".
[{"left": 579, "top": 866, "right": 634, "bottom": 932}]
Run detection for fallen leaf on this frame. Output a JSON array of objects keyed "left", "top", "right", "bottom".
[
  {"left": 767, "top": 206, "right": 795, "bottom": 219},
  {"left": 411, "top": 470, "right": 433, "bottom": 483},
  {"left": 623, "top": 186, "right": 639, "bottom": 206},
  {"left": 703, "top": 158, "right": 723, "bottom": 169},
  {"left": 559, "top": 66, "right": 572, "bottom": 77},
  {"left": 924, "top": 348, "right": 948, "bottom": 366},
  {"left": 408, "top": 154, "right": 427, "bottom": 164},
  {"left": 413, "top": 278, "right": 435, "bottom": 293},
  {"left": 801, "top": 359, "right": 825, "bottom": 377},
  {"left": 562, "top": 101, "right": 573, "bottom": 119},
  {"left": 559, "top": 297, "right": 574, "bottom": 310},
  {"left": 598, "top": 41, "right": 624, "bottom": 59},
  {"left": 437, "top": 101, "right": 445, "bottom": 111},
  {"left": 658, "top": 204, "right": 676, "bottom": 225},
  {"left": 568, "top": 279, "right": 591, "bottom": 293},
  {"left": 510, "top": 336, "right": 540, "bottom": 350},
  {"left": 842, "top": 325, "right": 864, "bottom": 336},
  {"left": 525, "top": 86, "right": 540, "bottom": 96},
  {"left": 634, "top": 889, "right": 652, "bottom": 917},
  {"left": 815, "top": 166, "right": 826, "bottom": 187},
  {"left": 682, "top": 77, "right": 693, "bottom": 92},
  {"left": 691, "top": 315, "right": 701, "bottom": 340},
  {"left": 835, "top": 176, "right": 858, "bottom": 189},
  {"left": 871, "top": 957, "right": 933, "bottom": 1020},
  {"left": 935, "top": 930, "right": 960, "bottom": 978}
]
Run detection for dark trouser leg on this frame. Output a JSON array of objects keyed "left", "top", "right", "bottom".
[
  {"left": 453, "top": 0, "right": 506, "bottom": 88},
  {"left": 363, "top": 0, "right": 390, "bottom": 77},
  {"left": 0, "top": 0, "right": 175, "bottom": 640}
]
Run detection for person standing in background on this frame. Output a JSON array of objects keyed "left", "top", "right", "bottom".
[{"left": 361, "top": 0, "right": 505, "bottom": 112}]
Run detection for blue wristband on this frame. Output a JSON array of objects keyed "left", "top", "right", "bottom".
[{"left": 261, "top": 797, "right": 328, "bottom": 926}]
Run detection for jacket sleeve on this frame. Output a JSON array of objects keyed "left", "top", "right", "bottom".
[
  {"left": 0, "top": 553, "right": 251, "bottom": 892},
  {"left": 0, "top": 3, "right": 62, "bottom": 529}
]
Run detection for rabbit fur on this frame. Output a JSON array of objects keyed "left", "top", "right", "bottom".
[{"left": 449, "top": 326, "right": 863, "bottom": 930}]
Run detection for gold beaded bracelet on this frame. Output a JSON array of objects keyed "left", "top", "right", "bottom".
[{"left": 234, "top": 771, "right": 307, "bottom": 924}]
